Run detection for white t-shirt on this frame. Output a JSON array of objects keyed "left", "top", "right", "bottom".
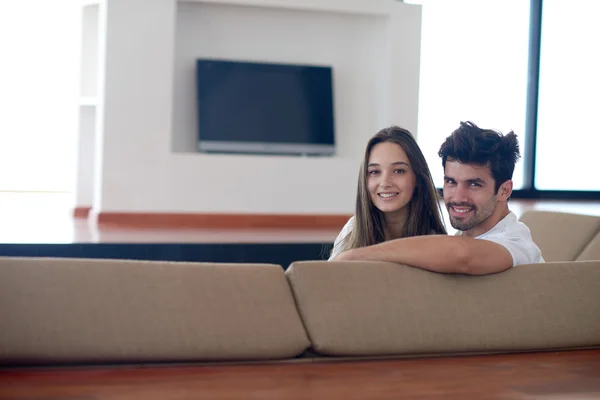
[
  {"left": 459, "top": 211, "right": 545, "bottom": 266},
  {"left": 328, "top": 217, "right": 439, "bottom": 260},
  {"left": 329, "top": 212, "right": 545, "bottom": 266},
  {"left": 328, "top": 217, "right": 354, "bottom": 261}
]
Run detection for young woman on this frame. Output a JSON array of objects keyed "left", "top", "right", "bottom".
[{"left": 329, "top": 126, "right": 447, "bottom": 260}]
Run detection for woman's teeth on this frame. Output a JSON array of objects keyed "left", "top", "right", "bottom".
[{"left": 379, "top": 193, "right": 398, "bottom": 198}]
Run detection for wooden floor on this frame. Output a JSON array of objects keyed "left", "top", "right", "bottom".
[
  {"left": 1, "top": 350, "right": 599, "bottom": 399},
  {"left": 1, "top": 192, "right": 599, "bottom": 244}
]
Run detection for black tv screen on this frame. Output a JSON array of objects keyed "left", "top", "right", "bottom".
[{"left": 195, "top": 59, "right": 335, "bottom": 156}]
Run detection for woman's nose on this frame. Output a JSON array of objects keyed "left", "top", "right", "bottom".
[{"left": 379, "top": 171, "right": 392, "bottom": 188}]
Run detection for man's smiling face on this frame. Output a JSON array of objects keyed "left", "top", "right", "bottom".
[{"left": 443, "top": 159, "right": 499, "bottom": 235}]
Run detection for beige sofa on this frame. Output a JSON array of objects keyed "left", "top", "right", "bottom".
[
  {"left": 1, "top": 210, "right": 599, "bottom": 366},
  {"left": 519, "top": 210, "right": 600, "bottom": 261}
]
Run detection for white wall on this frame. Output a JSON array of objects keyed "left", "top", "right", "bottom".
[{"left": 89, "top": 0, "right": 422, "bottom": 214}]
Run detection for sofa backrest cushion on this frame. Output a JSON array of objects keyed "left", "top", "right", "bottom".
[
  {"left": 0, "top": 257, "right": 310, "bottom": 365},
  {"left": 519, "top": 210, "right": 600, "bottom": 261},
  {"left": 577, "top": 230, "right": 600, "bottom": 261},
  {"left": 286, "top": 260, "right": 600, "bottom": 357}
]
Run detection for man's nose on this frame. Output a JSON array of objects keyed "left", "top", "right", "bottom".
[{"left": 452, "top": 184, "right": 470, "bottom": 202}]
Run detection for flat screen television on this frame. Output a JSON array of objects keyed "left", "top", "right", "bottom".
[{"left": 195, "top": 58, "right": 335, "bottom": 156}]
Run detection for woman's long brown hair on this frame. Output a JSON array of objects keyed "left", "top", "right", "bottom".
[{"left": 332, "top": 126, "right": 447, "bottom": 256}]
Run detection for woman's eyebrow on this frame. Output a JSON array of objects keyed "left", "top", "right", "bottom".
[{"left": 367, "top": 161, "right": 410, "bottom": 167}]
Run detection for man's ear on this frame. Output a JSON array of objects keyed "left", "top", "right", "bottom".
[{"left": 498, "top": 180, "right": 513, "bottom": 201}]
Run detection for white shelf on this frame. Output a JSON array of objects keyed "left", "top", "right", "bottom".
[
  {"left": 177, "top": 0, "right": 394, "bottom": 16},
  {"left": 80, "top": 3, "right": 99, "bottom": 99},
  {"left": 81, "top": 0, "right": 103, "bottom": 6},
  {"left": 79, "top": 97, "right": 98, "bottom": 107}
]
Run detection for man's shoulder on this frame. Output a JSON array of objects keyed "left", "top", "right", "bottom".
[
  {"left": 478, "top": 211, "right": 529, "bottom": 238},
  {"left": 500, "top": 211, "right": 535, "bottom": 239},
  {"left": 477, "top": 211, "right": 544, "bottom": 265}
]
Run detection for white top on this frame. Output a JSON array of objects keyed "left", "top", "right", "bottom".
[
  {"left": 329, "top": 212, "right": 545, "bottom": 266},
  {"left": 328, "top": 217, "right": 438, "bottom": 261},
  {"left": 329, "top": 217, "right": 354, "bottom": 261},
  {"left": 461, "top": 211, "right": 545, "bottom": 266}
]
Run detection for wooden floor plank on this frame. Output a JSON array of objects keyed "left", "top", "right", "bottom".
[{"left": 1, "top": 350, "right": 599, "bottom": 399}]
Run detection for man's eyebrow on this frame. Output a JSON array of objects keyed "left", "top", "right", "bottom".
[
  {"left": 466, "top": 178, "right": 486, "bottom": 184},
  {"left": 443, "top": 176, "right": 487, "bottom": 184}
]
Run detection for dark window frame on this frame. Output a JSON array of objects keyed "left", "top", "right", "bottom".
[{"left": 512, "top": 0, "right": 600, "bottom": 200}]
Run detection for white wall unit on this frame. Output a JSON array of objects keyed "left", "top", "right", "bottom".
[
  {"left": 80, "top": 5, "right": 99, "bottom": 99},
  {"left": 74, "top": 3, "right": 102, "bottom": 208},
  {"left": 78, "top": 0, "right": 422, "bottom": 215},
  {"left": 178, "top": 0, "right": 393, "bottom": 16},
  {"left": 75, "top": 106, "right": 96, "bottom": 206},
  {"left": 172, "top": 3, "right": 388, "bottom": 157}
]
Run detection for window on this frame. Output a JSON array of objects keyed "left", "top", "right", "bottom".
[
  {"left": 413, "top": 0, "right": 600, "bottom": 199},
  {"left": 535, "top": 0, "right": 600, "bottom": 191},
  {"left": 415, "top": 0, "right": 530, "bottom": 190},
  {"left": 0, "top": 2, "right": 79, "bottom": 192}
]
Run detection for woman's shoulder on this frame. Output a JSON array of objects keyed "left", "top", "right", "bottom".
[
  {"left": 329, "top": 216, "right": 355, "bottom": 261},
  {"left": 334, "top": 216, "right": 354, "bottom": 242},
  {"left": 341, "top": 215, "right": 355, "bottom": 232}
]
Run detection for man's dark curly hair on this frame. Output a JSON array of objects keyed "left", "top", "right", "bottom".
[{"left": 438, "top": 121, "right": 521, "bottom": 193}]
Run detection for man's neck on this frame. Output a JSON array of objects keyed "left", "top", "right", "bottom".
[{"left": 463, "top": 203, "right": 510, "bottom": 238}]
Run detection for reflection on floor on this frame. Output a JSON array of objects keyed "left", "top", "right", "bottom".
[{"left": 0, "top": 192, "right": 599, "bottom": 244}]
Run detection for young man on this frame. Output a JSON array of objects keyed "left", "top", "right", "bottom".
[{"left": 333, "top": 121, "right": 544, "bottom": 275}]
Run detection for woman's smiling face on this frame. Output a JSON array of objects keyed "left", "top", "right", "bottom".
[{"left": 367, "top": 141, "right": 417, "bottom": 215}]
